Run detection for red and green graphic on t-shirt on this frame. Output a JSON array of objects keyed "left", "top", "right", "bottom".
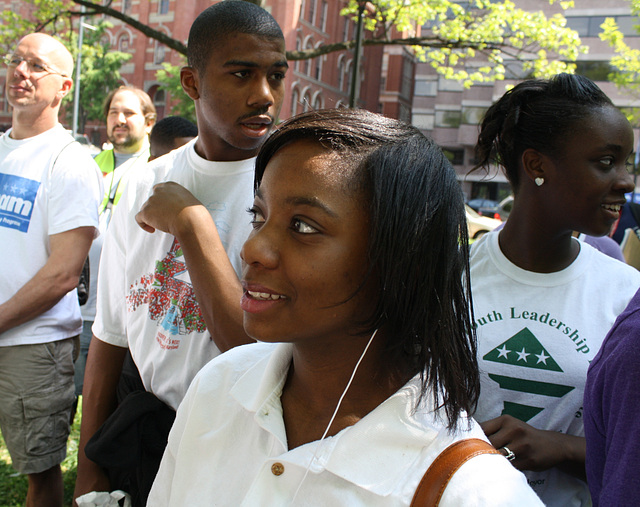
[
  {"left": 126, "top": 238, "right": 207, "bottom": 335},
  {"left": 483, "top": 328, "right": 574, "bottom": 422}
]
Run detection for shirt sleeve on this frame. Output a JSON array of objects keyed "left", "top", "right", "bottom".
[
  {"left": 47, "top": 142, "right": 102, "bottom": 236},
  {"left": 584, "top": 305, "right": 640, "bottom": 507}
]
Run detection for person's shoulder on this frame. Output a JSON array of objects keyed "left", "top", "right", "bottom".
[
  {"left": 595, "top": 288, "right": 640, "bottom": 367},
  {"left": 443, "top": 449, "right": 543, "bottom": 506},
  {"left": 191, "top": 342, "right": 277, "bottom": 389},
  {"left": 586, "top": 242, "right": 640, "bottom": 280}
]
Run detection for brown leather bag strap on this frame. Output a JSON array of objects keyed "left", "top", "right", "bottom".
[{"left": 410, "top": 438, "right": 501, "bottom": 507}]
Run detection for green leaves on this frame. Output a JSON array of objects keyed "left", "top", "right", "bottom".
[
  {"left": 156, "top": 61, "right": 196, "bottom": 122},
  {"left": 341, "top": 0, "right": 585, "bottom": 87}
]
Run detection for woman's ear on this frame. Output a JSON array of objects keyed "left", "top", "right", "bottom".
[
  {"left": 180, "top": 66, "right": 200, "bottom": 100},
  {"left": 521, "top": 148, "right": 548, "bottom": 187}
]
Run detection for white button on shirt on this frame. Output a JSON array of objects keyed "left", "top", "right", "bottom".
[{"left": 148, "top": 343, "right": 543, "bottom": 506}]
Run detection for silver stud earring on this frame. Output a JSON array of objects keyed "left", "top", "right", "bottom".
[{"left": 535, "top": 177, "right": 544, "bottom": 187}]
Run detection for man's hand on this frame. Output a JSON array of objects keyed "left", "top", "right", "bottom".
[{"left": 135, "top": 182, "right": 205, "bottom": 235}]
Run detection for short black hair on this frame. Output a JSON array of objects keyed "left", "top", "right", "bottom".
[
  {"left": 150, "top": 116, "right": 198, "bottom": 147},
  {"left": 255, "top": 109, "right": 479, "bottom": 430},
  {"left": 473, "top": 73, "right": 615, "bottom": 191},
  {"left": 187, "top": 0, "right": 284, "bottom": 74}
]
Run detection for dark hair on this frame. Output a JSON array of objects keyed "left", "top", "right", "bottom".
[
  {"left": 103, "top": 85, "right": 157, "bottom": 123},
  {"left": 255, "top": 109, "right": 479, "bottom": 430},
  {"left": 187, "top": 0, "right": 284, "bottom": 74},
  {"left": 473, "top": 73, "right": 614, "bottom": 191},
  {"left": 150, "top": 116, "right": 198, "bottom": 147}
]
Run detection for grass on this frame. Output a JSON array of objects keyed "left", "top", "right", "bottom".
[{"left": 0, "top": 401, "right": 81, "bottom": 507}]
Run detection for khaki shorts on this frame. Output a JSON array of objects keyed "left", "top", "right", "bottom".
[{"left": 0, "top": 338, "right": 76, "bottom": 474}]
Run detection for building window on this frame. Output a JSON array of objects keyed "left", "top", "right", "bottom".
[
  {"left": 575, "top": 61, "right": 613, "bottom": 81},
  {"left": 438, "top": 77, "right": 464, "bottom": 92},
  {"left": 319, "top": 0, "right": 328, "bottom": 32},
  {"left": 152, "top": 88, "right": 165, "bottom": 119},
  {"left": 122, "top": 0, "right": 131, "bottom": 13},
  {"left": 566, "top": 15, "right": 639, "bottom": 37},
  {"left": 337, "top": 55, "right": 346, "bottom": 91},
  {"left": 414, "top": 79, "right": 437, "bottom": 96},
  {"left": 313, "top": 44, "right": 323, "bottom": 80},
  {"left": 294, "top": 37, "right": 302, "bottom": 72},
  {"left": 118, "top": 33, "right": 130, "bottom": 51},
  {"left": 442, "top": 148, "right": 464, "bottom": 166},
  {"left": 303, "top": 91, "right": 312, "bottom": 112},
  {"left": 412, "top": 113, "right": 434, "bottom": 130},
  {"left": 159, "top": 0, "right": 169, "bottom": 14},
  {"left": 343, "top": 17, "right": 350, "bottom": 41},
  {"left": 312, "top": 93, "right": 323, "bottom": 110},
  {"left": 154, "top": 43, "right": 166, "bottom": 65},
  {"left": 435, "top": 110, "right": 462, "bottom": 128},
  {"left": 461, "top": 106, "right": 488, "bottom": 125},
  {"left": 303, "top": 38, "right": 313, "bottom": 75},
  {"left": 307, "top": 0, "right": 317, "bottom": 24},
  {"left": 291, "top": 88, "right": 300, "bottom": 116}
]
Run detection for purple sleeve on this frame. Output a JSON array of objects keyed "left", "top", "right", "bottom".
[
  {"left": 584, "top": 290, "right": 640, "bottom": 506},
  {"left": 582, "top": 235, "right": 626, "bottom": 262}
]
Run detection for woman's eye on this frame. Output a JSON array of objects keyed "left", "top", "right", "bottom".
[
  {"left": 247, "top": 207, "right": 265, "bottom": 228},
  {"left": 292, "top": 218, "right": 317, "bottom": 234}
]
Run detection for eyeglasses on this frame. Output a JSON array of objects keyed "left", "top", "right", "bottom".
[{"left": 3, "top": 54, "right": 69, "bottom": 77}]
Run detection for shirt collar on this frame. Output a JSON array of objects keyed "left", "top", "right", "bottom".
[{"left": 230, "top": 343, "right": 466, "bottom": 497}]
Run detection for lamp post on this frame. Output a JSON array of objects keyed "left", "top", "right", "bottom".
[
  {"left": 71, "top": 7, "right": 97, "bottom": 138},
  {"left": 348, "top": 0, "right": 366, "bottom": 108}
]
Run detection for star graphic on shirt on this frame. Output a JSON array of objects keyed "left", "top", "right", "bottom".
[
  {"left": 516, "top": 348, "right": 530, "bottom": 362},
  {"left": 496, "top": 344, "right": 510, "bottom": 359},
  {"left": 535, "top": 350, "right": 550, "bottom": 365}
]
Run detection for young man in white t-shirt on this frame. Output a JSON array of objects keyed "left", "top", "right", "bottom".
[
  {"left": 74, "top": 2, "right": 288, "bottom": 505},
  {"left": 0, "top": 33, "right": 101, "bottom": 506}
]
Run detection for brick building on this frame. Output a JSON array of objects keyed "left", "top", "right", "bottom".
[
  {"left": 411, "top": 0, "right": 640, "bottom": 201},
  {"left": 0, "top": 0, "right": 416, "bottom": 145}
]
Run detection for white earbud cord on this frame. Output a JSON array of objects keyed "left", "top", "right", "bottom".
[{"left": 289, "top": 328, "right": 379, "bottom": 505}]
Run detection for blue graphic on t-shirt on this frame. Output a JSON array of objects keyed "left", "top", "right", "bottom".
[{"left": 0, "top": 173, "right": 40, "bottom": 232}]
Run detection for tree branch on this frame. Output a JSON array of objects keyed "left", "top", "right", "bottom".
[
  {"left": 66, "top": 0, "right": 549, "bottom": 65},
  {"left": 70, "top": 0, "right": 187, "bottom": 54}
]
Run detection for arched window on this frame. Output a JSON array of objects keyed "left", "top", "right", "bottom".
[
  {"left": 319, "top": 0, "right": 328, "bottom": 32},
  {"left": 149, "top": 86, "right": 166, "bottom": 120},
  {"left": 295, "top": 37, "right": 302, "bottom": 72},
  {"left": 302, "top": 91, "right": 312, "bottom": 112},
  {"left": 154, "top": 42, "right": 166, "bottom": 65},
  {"left": 118, "top": 33, "right": 130, "bottom": 51},
  {"left": 159, "top": 0, "right": 170, "bottom": 14},
  {"left": 307, "top": 0, "right": 317, "bottom": 24},
  {"left": 313, "top": 43, "right": 323, "bottom": 81},
  {"left": 337, "top": 55, "right": 346, "bottom": 91},
  {"left": 303, "top": 37, "right": 313, "bottom": 75},
  {"left": 312, "top": 92, "right": 323, "bottom": 110},
  {"left": 291, "top": 88, "right": 300, "bottom": 116}
]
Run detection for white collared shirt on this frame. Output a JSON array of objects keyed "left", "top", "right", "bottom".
[{"left": 149, "top": 342, "right": 542, "bottom": 506}]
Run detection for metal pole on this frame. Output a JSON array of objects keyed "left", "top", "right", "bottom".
[
  {"left": 72, "top": 6, "right": 86, "bottom": 138},
  {"left": 348, "top": 1, "right": 365, "bottom": 108}
]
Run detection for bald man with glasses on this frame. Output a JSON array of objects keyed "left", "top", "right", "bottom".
[{"left": 0, "top": 33, "right": 102, "bottom": 507}]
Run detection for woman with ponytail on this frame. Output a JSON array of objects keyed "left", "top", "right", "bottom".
[{"left": 470, "top": 73, "right": 640, "bottom": 506}]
